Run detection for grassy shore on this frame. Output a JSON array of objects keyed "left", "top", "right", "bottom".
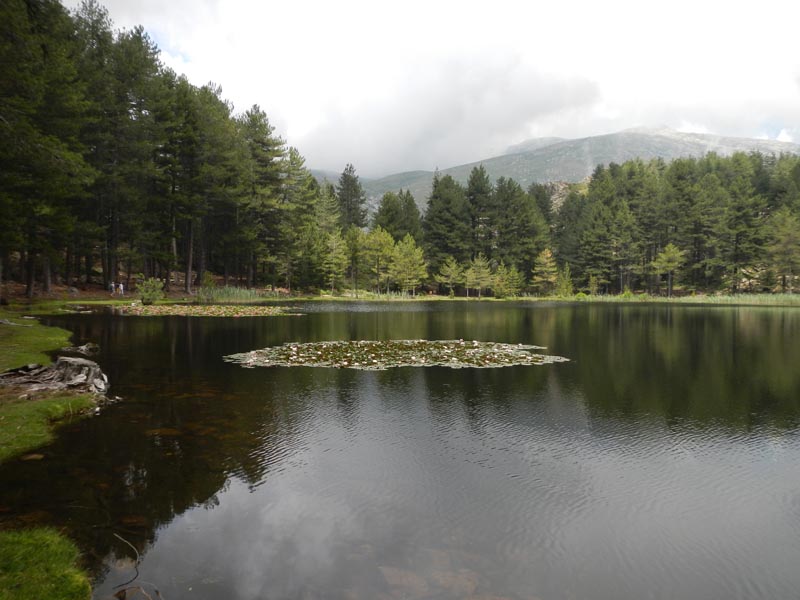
[
  {"left": 0, "top": 309, "right": 93, "bottom": 600},
  {"left": 0, "top": 528, "right": 91, "bottom": 600}
]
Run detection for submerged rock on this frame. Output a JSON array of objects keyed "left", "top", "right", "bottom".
[{"left": 61, "top": 342, "right": 100, "bottom": 356}]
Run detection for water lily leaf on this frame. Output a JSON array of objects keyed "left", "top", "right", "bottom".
[{"left": 224, "top": 340, "right": 568, "bottom": 370}]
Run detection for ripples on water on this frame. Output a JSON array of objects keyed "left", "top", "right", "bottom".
[{"left": 1, "top": 303, "right": 799, "bottom": 600}]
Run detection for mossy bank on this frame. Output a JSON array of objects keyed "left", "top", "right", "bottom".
[{"left": 0, "top": 309, "right": 93, "bottom": 600}]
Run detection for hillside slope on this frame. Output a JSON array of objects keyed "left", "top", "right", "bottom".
[{"left": 357, "top": 128, "right": 800, "bottom": 210}]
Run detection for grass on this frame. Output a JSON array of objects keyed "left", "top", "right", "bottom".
[
  {"left": 0, "top": 310, "right": 73, "bottom": 371},
  {"left": 521, "top": 292, "right": 800, "bottom": 306},
  {"left": 196, "top": 285, "right": 283, "bottom": 304},
  {"left": 0, "top": 390, "right": 96, "bottom": 463},
  {"left": 0, "top": 307, "right": 98, "bottom": 461},
  {"left": 0, "top": 528, "right": 91, "bottom": 600},
  {"left": 0, "top": 309, "right": 93, "bottom": 599}
]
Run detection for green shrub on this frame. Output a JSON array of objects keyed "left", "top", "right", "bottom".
[
  {"left": 137, "top": 277, "right": 164, "bottom": 305},
  {"left": 574, "top": 292, "right": 588, "bottom": 300}
]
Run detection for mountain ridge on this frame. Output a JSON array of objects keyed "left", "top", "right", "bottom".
[{"left": 314, "top": 128, "right": 800, "bottom": 211}]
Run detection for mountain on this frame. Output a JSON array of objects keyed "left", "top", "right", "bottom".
[
  {"left": 504, "top": 137, "right": 566, "bottom": 154},
  {"left": 354, "top": 128, "right": 800, "bottom": 211}
]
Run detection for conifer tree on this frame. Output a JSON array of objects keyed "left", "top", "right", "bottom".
[
  {"left": 390, "top": 234, "right": 427, "bottom": 295},
  {"left": 423, "top": 173, "right": 472, "bottom": 274},
  {"left": 435, "top": 256, "right": 464, "bottom": 297},
  {"left": 337, "top": 163, "right": 367, "bottom": 228},
  {"left": 531, "top": 248, "right": 558, "bottom": 295}
]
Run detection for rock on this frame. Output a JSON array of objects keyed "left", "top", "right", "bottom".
[
  {"left": 0, "top": 319, "right": 32, "bottom": 327},
  {"left": 429, "top": 569, "right": 479, "bottom": 596},
  {"left": 378, "top": 567, "right": 429, "bottom": 598},
  {"left": 62, "top": 342, "right": 100, "bottom": 356},
  {"left": 20, "top": 453, "right": 45, "bottom": 461},
  {"left": 415, "top": 548, "right": 451, "bottom": 571},
  {"left": 144, "top": 428, "right": 182, "bottom": 437}
]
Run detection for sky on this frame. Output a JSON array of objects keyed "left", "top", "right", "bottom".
[{"left": 64, "top": 0, "right": 800, "bottom": 177}]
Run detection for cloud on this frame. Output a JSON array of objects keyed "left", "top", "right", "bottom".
[
  {"left": 63, "top": 0, "right": 800, "bottom": 175},
  {"left": 777, "top": 129, "right": 794, "bottom": 143},
  {"left": 298, "top": 59, "right": 599, "bottom": 176}
]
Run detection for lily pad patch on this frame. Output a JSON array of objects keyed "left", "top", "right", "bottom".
[
  {"left": 224, "top": 340, "right": 568, "bottom": 370},
  {"left": 120, "top": 304, "right": 298, "bottom": 317}
]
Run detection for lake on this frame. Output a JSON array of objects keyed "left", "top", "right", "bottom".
[{"left": 1, "top": 302, "right": 800, "bottom": 600}]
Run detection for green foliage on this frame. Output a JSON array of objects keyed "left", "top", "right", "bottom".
[
  {"left": 373, "top": 190, "right": 422, "bottom": 243},
  {"left": 464, "top": 253, "right": 493, "bottom": 298},
  {"left": 531, "top": 248, "right": 558, "bottom": 295},
  {"left": 767, "top": 206, "right": 800, "bottom": 292},
  {"left": 423, "top": 173, "right": 472, "bottom": 274},
  {"left": 196, "top": 286, "right": 273, "bottom": 305},
  {"left": 323, "top": 231, "right": 348, "bottom": 294},
  {"left": 200, "top": 272, "right": 217, "bottom": 289},
  {"left": 390, "top": 234, "right": 428, "bottom": 295},
  {"left": 364, "top": 226, "right": 395, "bottom": 293},
  {"left": 137, "top": 277, "right": 165, "bottom": 305},
  {"left": 435, "top": 256, "right": 464, "bottom": 296},
  {"left": 588, "top": 274, "right": 599, "bottom": 296},
  {"left": 0, "top": 528, "right": 91, "bottom": 600},
  {"left": 493, "top": 262, "right": 524, "bottom": 298},
  {"left": 337, "top": 163, "right": 367, "bottom": 229},
  {"left": 652, "top": 243, "right": 685, "bottom": 297},
  {"left": 493, "top": 177, "right": 549, "bottom": 275},
  {"left": 0, "top": 1, "right": 797, "bottom": 301},
  {"left": 555, "top": 264, "right": 574, "bottom": 297},
  {"left": 467, "top": 165, "right": 495, "bottom": 257}
]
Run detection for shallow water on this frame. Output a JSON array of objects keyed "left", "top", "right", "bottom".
[{"left": 2, "top": 302, "right": 800, "bottom": 599}]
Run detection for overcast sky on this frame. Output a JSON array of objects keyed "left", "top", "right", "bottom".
[{"left": 64, "top": 0, "right": 800, "bottom": 177}]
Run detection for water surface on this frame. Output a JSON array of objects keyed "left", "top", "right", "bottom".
[{"left": 1, "top": 302, "right": 799, "bottom": 600}]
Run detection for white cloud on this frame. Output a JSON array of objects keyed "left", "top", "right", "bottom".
[
  {"left": 676, "top": 121, "right": 711, "bottom": 135},
  {"left": 63, "top": 0, "right": 800, "bottom": 175},
  {"left": 777, "top": 129, "right": 794, "bottom": 143}
]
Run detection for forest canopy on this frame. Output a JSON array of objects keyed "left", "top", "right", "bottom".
[{"left": 2, "top": 0, "right": 799, "bottom": 299}]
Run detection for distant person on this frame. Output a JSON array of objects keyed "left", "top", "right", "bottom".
[
  {"left": 109, "top": 281, "right": 115, "bottom": 296},
  {"left": 119, "top": 282, "right": 124, "bottom": 296}
]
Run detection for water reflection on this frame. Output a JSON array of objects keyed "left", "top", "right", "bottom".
[{"left": 0, "top": 303, "right": 798, "bottom": 599}]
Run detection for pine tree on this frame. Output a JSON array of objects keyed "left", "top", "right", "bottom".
[
  {"left": 494, "top": 177, "right": 548, "bottom": 274},
  {"left": 435, "top": 256, "right": 464, "bottom": 297},
  {"left": 337, "top": 163, "right": 367, "bottom": 228},
  {"left": 493, "top": 262, "right": 524, "bottom": 298},
  {"left": 466, "top": 165, "right": 495, "bottom": 257},
  {"left": 555, "top": 264, "right": 574, "bottom": 297},
  {"left": 364, "top": 226, "right": 395, "bottom": 293},
  {"left": 464, "top": 253, "right": 492, "bottom": 299},
  {"left": 652, "top": 243, "right": 685, "bottom": 297},
  {"left": 323, "top": 231, "right": 348, "bottom": 294},
  {"left": 531, "top": 248, "right": 558, "bottom": 295},
  {"left": 372, "top": 192, "right": 403, "bottom": 235},
  {"left": 398, "top": 190, "right": 423, "bottom": 242},
  {"left": 767, "top": 207, "right": 800, "bottom": 292},
  {"left": 423, "top": 173, "right": 472, "bottom": 274},
  {"left": 390, "top": 234, "right": 427, "bottom": 295}
]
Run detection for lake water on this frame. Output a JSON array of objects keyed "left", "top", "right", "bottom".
[{"left": 2, "top": 302, "right": 800, "bottom": 600}]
